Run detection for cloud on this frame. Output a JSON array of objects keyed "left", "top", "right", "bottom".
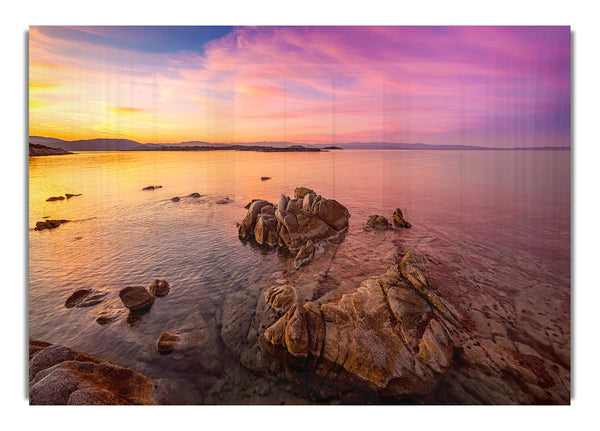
[{"left": 29, "top": 26, "right": 571, "bottom": 146}]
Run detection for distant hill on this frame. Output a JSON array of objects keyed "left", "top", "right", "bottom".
[{"left": 28, "top": 136, "right": 570, "bottom": 152}]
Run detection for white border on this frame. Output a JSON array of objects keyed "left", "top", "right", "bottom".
[{"left": 4, "top": 1, "right": 597, "bottom": 429}]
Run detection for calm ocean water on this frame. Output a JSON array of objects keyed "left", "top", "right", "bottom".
[{"left": 28, "top": 149, "right": 570, "bottom": 404}]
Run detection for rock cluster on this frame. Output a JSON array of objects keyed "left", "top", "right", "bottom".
[
  {"left": 29, "top": 338, "right": 154, "bottom": 405},
  {"left": 238, "top": 187, "right": 350, "bottom": 266},
  {"left": 240, "top": 251, "right": 456, "bottom": 401}
]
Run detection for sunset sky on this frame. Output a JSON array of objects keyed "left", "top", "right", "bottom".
[{"left": 29, "top": 26, "right": 571, "bottom": 147}]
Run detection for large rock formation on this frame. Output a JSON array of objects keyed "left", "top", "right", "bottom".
[
  {"left": 238, "top": 187, "right": 350, "bottom": 266},
  {"left": 227, "top": 250, "right": 457, "bottom": 402},
  {"left": 29, "top": 339, "right": 154, "bottom": 405}
]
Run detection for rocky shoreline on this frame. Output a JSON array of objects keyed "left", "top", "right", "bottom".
[
  {"left": 29, "top": 143, "right": 73, "bottom": 156},
  {"left": 29, "top": 186, "right": 570, "bottom": 405}
]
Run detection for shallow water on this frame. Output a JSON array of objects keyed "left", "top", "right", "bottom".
[{"left": 28, "top": 149, "right": 570, "bottom": 404}]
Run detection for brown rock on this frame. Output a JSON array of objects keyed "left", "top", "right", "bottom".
[
  {"left": 157, "top": 332, "right": 182, "bottom": 354},
  {"left": 366, "top": 214, "right": 390, "bottom": 229},
  {"left": 142, "top": 185, "right": 161, "bottom": 190},
  {"left": 64, "top": 289, "right": 107, "bottom": 308},
  {"left": 262, "top": 251, "right": 455, "bottom": 399},
  {"left": 29, "top": 339, "right": 154, "bottom": 405},
  {"left": 265, "top": 284, "right": 296, "bottom": 314},
  {"left": 315, "top": 198, "right": 350, "bottom": 231},
  {"left": 171, "top": 196, "right": 180, "bottom": 202},
  {"left": 46, "top": 196, "right": 65, "bottom": 201},
  {"left": 294, "top": 240, "right": 315, "bottom": 269},
  {"left": 392, "top": 208, "right": 411, "bottom": 228},
  {"left": 118, "top": 286, "right": 156, "bottom": 312},
  {"left": 65, "top": 193, "right": 82, "bottom": 199},
  {"left": 294, "top": 187, "right": 315, "bottom": 199},
  {"left": 34, "top": 219, "right": 69, "bottom": 231},
  {"left": 147, "top": 279, "right": 170, "bottom": 297}
]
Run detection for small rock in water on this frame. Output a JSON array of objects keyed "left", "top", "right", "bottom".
[
  {"left": 216, "top": 197, "right": 231, "bottom": 204},
  {"left": 34, "top": 219, "right": 69, "bottom": 231},
  {"left": 392, "top": 208, "right": 412, "bottom": 228},
  {"left": 261, "top": 176, "right": 272, "bottom": 181},
  {"left": 119, "top": 286, "right": 156, "bottom": 312},
  {"left": 157, "top": 332, "right": 182, "bottom": 354},
  {"left": 95, "top": 310, "right": 117, "bottom": 325},
  {"left": 64, "top": 289, "right": 107, "bottom": 308},
  {"left": 147, "top": 279, "right": 170, "bottom": 297},
  {"left": 142, "top": 185, "right": 162, "bottom": 190},
  {"left": 366, "top": 214, "right": 390, "bottom": 230},
  {"left": 189, "top": 192, "right": 202, "bottom": 198},
  {"left": 46, "top": 196, "right": 65, "bottom": 202},
  {"left": 171, "top": 196, "right": 180, "bottom": 202},
  {"left": 65, "top": 193, "right": 82, "bottom": 199}
]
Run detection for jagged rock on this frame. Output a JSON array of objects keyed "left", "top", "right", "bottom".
[
  {"left": 294, "top": 240, "right": 315, "bottom": 269},
  {"left": 29, "top": 339, "right": 154, "bottom": 405},
  {"left": 46, "top": 196, "right": 65, "bottom": 201},
  {"left": 157, "top": 332, "right": 181, "bottom": 354},
  {"left": 393, "top": 208, "right": 411, "bottom": 228},
  {"left": 147, "top": 279, "right": 170, "bottom": 297},
  {"left": 239, "top": 200, "right": 271, "bottom": 240},
  {"left": 260, "top": 251, "right": 455, "bottom": 400},
  {"left": 238, "top": 188, "right": 349, "bottom": 267},
  {"left": 265, "top": 284, "right": 296, "bottom": 314},
  {"left": 34, "top": 219, "right": 69, "bottom": 231},
  {"left": 366, "top": 215, "right": 390, "bottom": 230},
  {"left": 118, "top": 286, "right": 156, "bottom": 312},
  {"left": 64, "top": 289, "right": 107, "bottom": 308},
  {"left": 294, "top": 187, "right": 314, "bottom": 199}
]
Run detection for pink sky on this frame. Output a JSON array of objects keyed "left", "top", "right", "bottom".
[{"left": 29, "top": 26, "right": 571, "bottom": 147}]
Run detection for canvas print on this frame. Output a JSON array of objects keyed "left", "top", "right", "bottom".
[{"left": 28, "top": 26, "right": 571, "bottom": 405}]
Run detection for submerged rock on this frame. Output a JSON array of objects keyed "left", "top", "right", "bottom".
[
  {"left": 237, "top": 187, "right": 349, "bottom": 266},
  {"left": 65, "top": 193, "right": 82, "bottom": 199},
  {"left": 119, "top": 286, "right": 156, "bottom": 312},
  {"left": 366, "top": 215, "right": 390, "bottom": 230},
  {"left": 392, "top": 208, "right": 411, "bottom": 228},
  {"left": 216, "top": 197, "right": 231, "bottom": 204},
  {"left": 157, "top": 332, "right": 182, "bottom": 354},
  {"left": 29, "top": 338, "right": 154, "bottom": 405},
  {"left": 142, "top": 185, "right": 162, "bottom": 190},
  {"left": 147, "top": 279, "right": 170, "bottom": 297},
  {"left": 64, "top": 289, "right": 107, "bottom": 308},
  {"left": 189, "top": 193, "right": 202, "bottom": 198},
  {"left": 46, "top": 196, "right": 65, "bottom": 202},
  {"left": 171, "top": 196, "right": 180, "bottom": 202}
]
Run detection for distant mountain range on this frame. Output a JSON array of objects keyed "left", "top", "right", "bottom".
[{"left": 29, "top": 136, "right": 570, "bottom": 152}]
